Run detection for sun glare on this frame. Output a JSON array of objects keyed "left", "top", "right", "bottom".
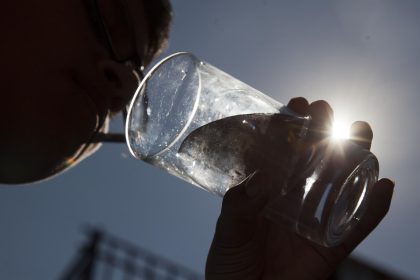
[{"left": 331, "top": 120, "right": 350, "bottom": 140}]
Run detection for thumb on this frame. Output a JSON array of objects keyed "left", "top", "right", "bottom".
[
  {"left": 221, "top": 171, "right": 272, "bottom": 221},
  {"left": 214, "top": 171, "right": 271, "bottom": 246}
]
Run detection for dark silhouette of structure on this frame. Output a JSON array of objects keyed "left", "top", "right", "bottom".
[
  {"left": 61, "top": 227, "right": 405, "bottom": 280},
  {"left": 60, "top": 228, "right": 203, "bottom": 280}
]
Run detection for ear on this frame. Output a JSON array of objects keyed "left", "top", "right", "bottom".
[{"left": 96, "top": 60, "right": 140, "bottom": 112}]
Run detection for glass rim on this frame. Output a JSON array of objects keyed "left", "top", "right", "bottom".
[{"left": 125, "top": 52, "right": 199, "bottom": 159}]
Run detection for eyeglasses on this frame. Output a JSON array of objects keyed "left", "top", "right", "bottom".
[{"left": 86, "top": 0, "right": 145, "bottom": 144}]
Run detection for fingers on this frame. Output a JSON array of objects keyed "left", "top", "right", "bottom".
[
  {"left": 308, "top": 100, "right": 334, "bottom": 132},
  {"left": 342, "top": 178, "right": 394, "bottom": 252},
  {"left": 286, "top": 98, "right": 334, "bottom": 131},
  {"left": 287, "top": 97, "right": 309, "bottom": 116},
  {"left": 287, "top": 98, "right": 334, "bottom": 136},
  {"left": 350, "top": 121, "right": 373, "bottom": 150}
]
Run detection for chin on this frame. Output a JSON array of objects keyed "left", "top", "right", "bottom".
[
  {"left": 44, "top": 141, "right": 104, "bottom": 184},
  {"left": 0, "top": 91, "right": 110, "bottom": 185},
  {"left": 0, "top": 140, "right": 103, "bottom": 186},
  {"left": 32, "top": 116, "right": 109, "bottom": 185},
  {"left": 35, "top": 119, "right": 109, "bottom": 185},
  {"left": 0, "top": 116, "right": 107, "bottom": 185},
  {"left": 6, "top": 138, "right": 106, "bottom": 186}
]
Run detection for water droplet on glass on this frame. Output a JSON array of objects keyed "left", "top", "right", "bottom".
[{"left": 181, "top": 69, "right": 187, "bottom": 80}]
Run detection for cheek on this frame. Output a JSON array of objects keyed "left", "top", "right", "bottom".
[
  {"left": 1, "top": 86, "right": 99, "bottom": 182},
  {"left": 50, "top": 92, "right": 99, "bottom": 159},
  {"left": 0, "top": 46, "right": 102, "bottom": 182}
]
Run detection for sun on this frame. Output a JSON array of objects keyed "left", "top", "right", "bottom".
[{"left": 331, "top": 120, "right": 350, "bottom": 140}]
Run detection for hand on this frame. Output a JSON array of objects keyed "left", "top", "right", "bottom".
[{"left": 205, "top": 98, "right": 394, "bottom": 280}]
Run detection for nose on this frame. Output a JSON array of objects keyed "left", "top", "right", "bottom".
[{"left": 97, "top": 60, "right": 140, "bottom": 112}]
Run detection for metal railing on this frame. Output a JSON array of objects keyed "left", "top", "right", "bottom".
[{"left": 60, "top": 228, "right": 203, "bottom": 280}]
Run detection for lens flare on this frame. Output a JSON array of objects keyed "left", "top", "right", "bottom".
[{"left": 331, "top": 120, "right": 350, "bottom": 140}]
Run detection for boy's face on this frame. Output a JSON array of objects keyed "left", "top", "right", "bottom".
[{"left": 0, "top": 0, "right": 148, "bottom": 183}]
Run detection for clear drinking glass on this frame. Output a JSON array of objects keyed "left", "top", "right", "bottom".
[{"left": 125, "top": 52, "right": 379, "bottom": 247}]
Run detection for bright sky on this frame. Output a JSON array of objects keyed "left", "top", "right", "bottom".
[{"left": 1, "top": 0, "right": 419, "bottom": 279}]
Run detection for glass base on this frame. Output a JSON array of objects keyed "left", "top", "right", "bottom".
[
  {"left": 264, "top": 140, "right": 379, "bottom": 247},
  {"left": 325, "top": 154, "right": 379, "bottom": 246}
]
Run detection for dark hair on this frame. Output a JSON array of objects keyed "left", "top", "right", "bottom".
[{"left": 143, "top": 0, "right": 172, "bottom": 65}]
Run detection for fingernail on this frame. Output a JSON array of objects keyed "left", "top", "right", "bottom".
[
  {"left": 380, "top": 178, "right": 395, "bottom": 188},
  {"left": 350, "top": 121, "right": 373, "bottom": 150},
  {"left": 308, "top": 100, "right": 334, "bottom": 125},
  {"left": 350, "top": 121, "right": 373, "bottom": 139},
  {"left": 390, "top": 179, "right": 396, "bottom": 186},
  {"left": 287, "top": 97, "right": 309, "bottom": 116}
]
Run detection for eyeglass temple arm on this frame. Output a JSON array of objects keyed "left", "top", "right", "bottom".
[
  {"left": 92, "top": 133, "right": 126, "bottom": 143},
  {"left": 91, "top": 107, "right": 128, "bottom": 143}
]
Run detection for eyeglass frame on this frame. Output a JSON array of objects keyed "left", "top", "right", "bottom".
[{"left": 86, "top": 0, "right": 145, "bottom": 143}]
